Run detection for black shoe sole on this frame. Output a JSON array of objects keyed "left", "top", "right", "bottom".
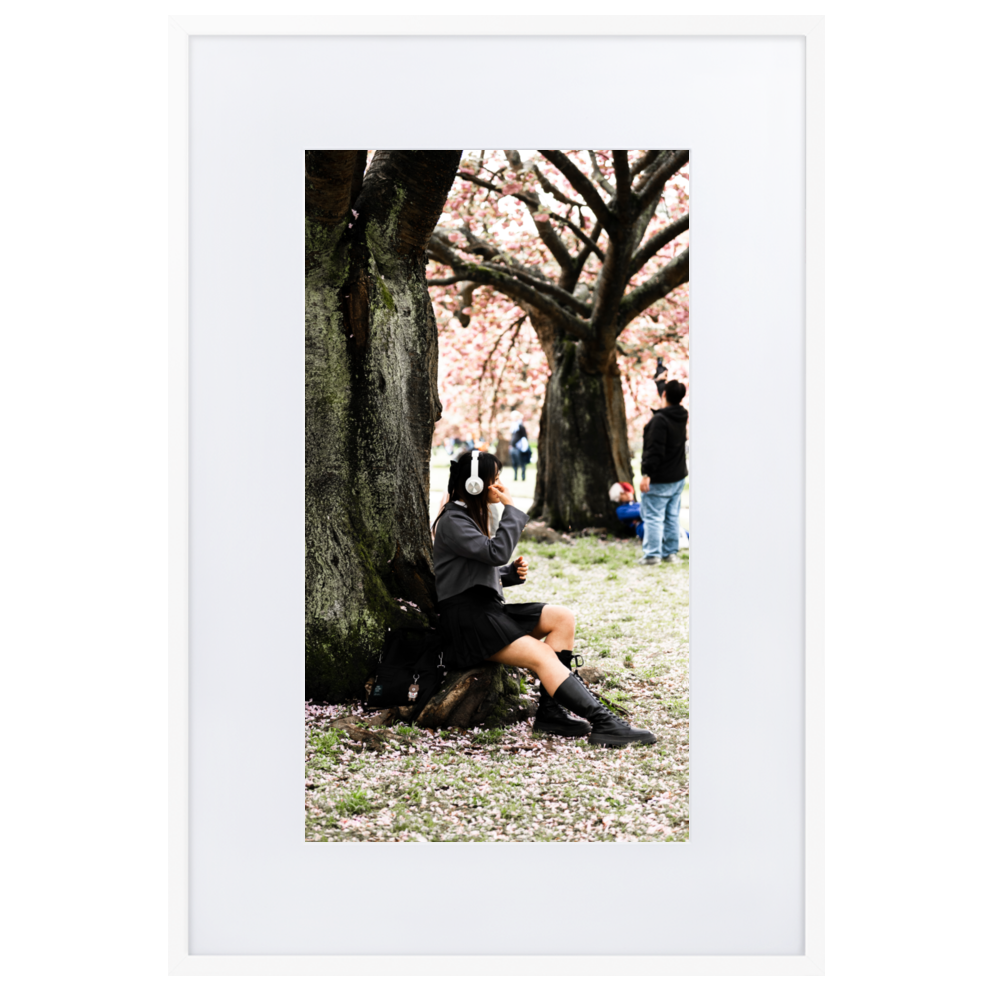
[
  {"left": 588, "top": 733, "right": 657, "bottom": 746},
  {"left": 533, "top": 722, "right": 593, "bottom": 738}
]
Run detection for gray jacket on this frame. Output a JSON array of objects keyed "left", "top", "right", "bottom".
[{"left": 433, "top": 502, "right": 529, "bottom": 602}]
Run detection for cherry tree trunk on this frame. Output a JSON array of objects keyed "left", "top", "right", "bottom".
[
  {"left": 306, "top": 151, "right": 459, "bottom": 703},
  {"left": 305, "top": 150, "right": 547, "bottom": 727},
  {"left": 527, "top": 315, "right": 635, "bottom": 531}
]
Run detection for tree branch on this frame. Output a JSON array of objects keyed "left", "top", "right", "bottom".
[
  {"left": 428, "top": 230, "right": 590, "bottom": 317},
  {"left": 478, "top": 314, "right": 525, "bottom": 396},
  {"left": 633, "top": 150, "right": 689, "bottom": 215},
  {"left": 537, "top": 150, "right": 614, "bottom": 232},
  {"left": 503, "top": 149, "right": 523, "bottom": 171},
  {"left": 531, "top": 162, "right": 585, "bottom": 207},
  {"left": 459, "top": 169, "right": 502, "bottom": 194},
  {"left": 305, "top": 150, "right": 366, "bottom": 228},
  {"left": 354, "top": 150, "right": 463, "bottom": 259},
  {"left": 628, "top": 213, "right": 689, "bottom": 277},
  {"left": 428, "top": 237, "right": 592, "bottom": 338},
  {"left": 534, "top": 221, "right": 574, "bottom": 272},
  {"left": 617, "top": 248, "right": 689, "bottom": 331},
  {"left": 630, "top": 150, "right": 661, "bottom": 178},
  {"left": 546, "top": 213, "right": 604, "bottom": 263},
  {"left": 480, "top": 260, "right": 591, "bottom": 318},
  {"left": 349, "top": 151, "right": 367, "bottom": 208},
  {"left": 458, "top": 168, "right": 576, "bottom": 271},
  {"left": 453, "top": 281, "right": 475, "bottom": 327},
  {"left": 456, "top": 224, "right": 503, "bottom": 261},
  {"left": 588, "top": 150, "right": 616, "bottom": 196},
  {"left": 612, "top": 150, "right": 632, "bottom": 218},
  {"left": 487, "top": 317, "right": 526, "bottom": 436}
]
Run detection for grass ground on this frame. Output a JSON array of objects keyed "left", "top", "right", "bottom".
[{"left": 304, "top": 533, "right": 690, "bottom": 842}]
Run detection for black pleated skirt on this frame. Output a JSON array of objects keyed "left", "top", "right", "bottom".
[{"left": 436, "top": 586, "right": 546, "bottom": 669}]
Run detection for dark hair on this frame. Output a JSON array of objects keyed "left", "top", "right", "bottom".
[
  {"left": 433, "top": 450, "right": 503, "bottom": 537},
  {"left": 664, "top": 379, "right": 687, "bottom": 405}
]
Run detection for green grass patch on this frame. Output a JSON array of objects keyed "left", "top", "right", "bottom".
[
  {"left": 471, "top": 728, "right": 505, "bottom": 746},
  {"left": 311, "top": 729, "right": 343, "bottom": 752},
  {"left": 335, "top": 788, "right": 375, "bottom": 816}
]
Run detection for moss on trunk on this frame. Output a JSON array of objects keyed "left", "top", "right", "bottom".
[{"left": 305, "top": 217, "right": 441, "bottom": 702}]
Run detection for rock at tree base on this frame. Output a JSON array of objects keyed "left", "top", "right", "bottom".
[{"left": 576, "top": 665, "right": 607, "bottom": 686}]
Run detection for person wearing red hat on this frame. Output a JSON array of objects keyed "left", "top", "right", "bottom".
[{"left": 609, "top": 481, "right": 643, "bottom": 537}]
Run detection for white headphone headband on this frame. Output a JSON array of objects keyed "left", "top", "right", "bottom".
[{"left": 465, "top": 449, "right": 484, "bottom": 496}]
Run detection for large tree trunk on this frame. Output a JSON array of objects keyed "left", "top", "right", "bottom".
[
  {"left": 305, "top": 150, "right": 461, "bottom": 703},
  {"left": 527, "top": 312, "right": 634, "bottom": 531},
  {"left": 305, "top": 150, "right": 535, "bottom": 725}
]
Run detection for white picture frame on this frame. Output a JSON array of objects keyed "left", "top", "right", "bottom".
[{"left": 168, "top": 15, "right": 825, "bottom": 976}]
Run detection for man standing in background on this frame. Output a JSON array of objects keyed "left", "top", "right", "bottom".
[{"left": 639, "top": 379, "right": 689, "bottom": 565}]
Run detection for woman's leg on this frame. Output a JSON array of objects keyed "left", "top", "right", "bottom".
[
  {"left": 487, "top": 635, "right": 570, "bottom": 696},
  {"left": 528, "top": 604, "right": 575, "bottom": 652}
]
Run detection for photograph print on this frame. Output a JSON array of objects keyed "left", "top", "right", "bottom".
[{"left": 305, "top": 150, "right": 690, "bottom": 842}]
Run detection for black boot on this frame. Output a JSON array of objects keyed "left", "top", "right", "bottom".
[
  {"left": 550, "top": 673, "right": 657, "bottom": 747},
  {"left": 532, "top": 650, "right": 592, "bottom": 738}
]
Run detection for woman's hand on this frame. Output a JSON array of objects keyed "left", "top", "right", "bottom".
[
  {"left": 487, "top": 479, "right": 514, "bottom": 505},
  {"left": 512, "top": 555, "right": 529, "bottom": 580},
  {"left": 640, "top": 475, "right": 651, "bottom": 494}
]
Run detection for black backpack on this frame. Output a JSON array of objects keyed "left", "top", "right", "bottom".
[{"left": 366, "top": 626, "right": 448, "bottom": 719}]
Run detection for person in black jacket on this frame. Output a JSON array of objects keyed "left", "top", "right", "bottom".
[
  {"left": 432, "top": 450, "right": 656, "bottom": 746},
  {"left": 639, "top": 379, "right": 689, "bottom": 565}
]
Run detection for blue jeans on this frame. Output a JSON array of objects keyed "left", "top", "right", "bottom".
[{"left": 640, "top": 479, "right": 686, "bottom": 558}]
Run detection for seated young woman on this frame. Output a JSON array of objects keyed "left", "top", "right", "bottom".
[{"left": 432, "top": 450, "right": 656, "bottom": 746}]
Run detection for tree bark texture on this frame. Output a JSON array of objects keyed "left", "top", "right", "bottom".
[
  {"left": 526, "top": 311, "right": 634, "bottom": 531},
  {"left": 305, "top": 150, "right": 461, "bottom": 702}
]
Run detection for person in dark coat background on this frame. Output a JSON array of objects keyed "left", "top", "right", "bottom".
[
  {"left": 639, "top": 379, "right": 689, "bottom": 565},
  {"left": 509, "top": 411, "right": 530, "bottom": 481}
]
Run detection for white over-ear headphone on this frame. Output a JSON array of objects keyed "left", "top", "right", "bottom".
[{"left": 465, "top": 449, "right": 484, "bottom": 496}]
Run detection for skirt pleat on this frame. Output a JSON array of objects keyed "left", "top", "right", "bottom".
[{"left": 437, "top": 587, "right": 546, "bottom": 669}]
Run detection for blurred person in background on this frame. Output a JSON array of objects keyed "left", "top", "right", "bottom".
[
  {"left": 509, "top": 411, "right": 530, "bottom": 481},
  {"left": 610, "top": 480, "right": 643, "bottom": 537}
]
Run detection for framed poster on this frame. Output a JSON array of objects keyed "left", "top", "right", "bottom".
[{"left": 169, "top": 15, "right": 823, "bottom": 973}]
